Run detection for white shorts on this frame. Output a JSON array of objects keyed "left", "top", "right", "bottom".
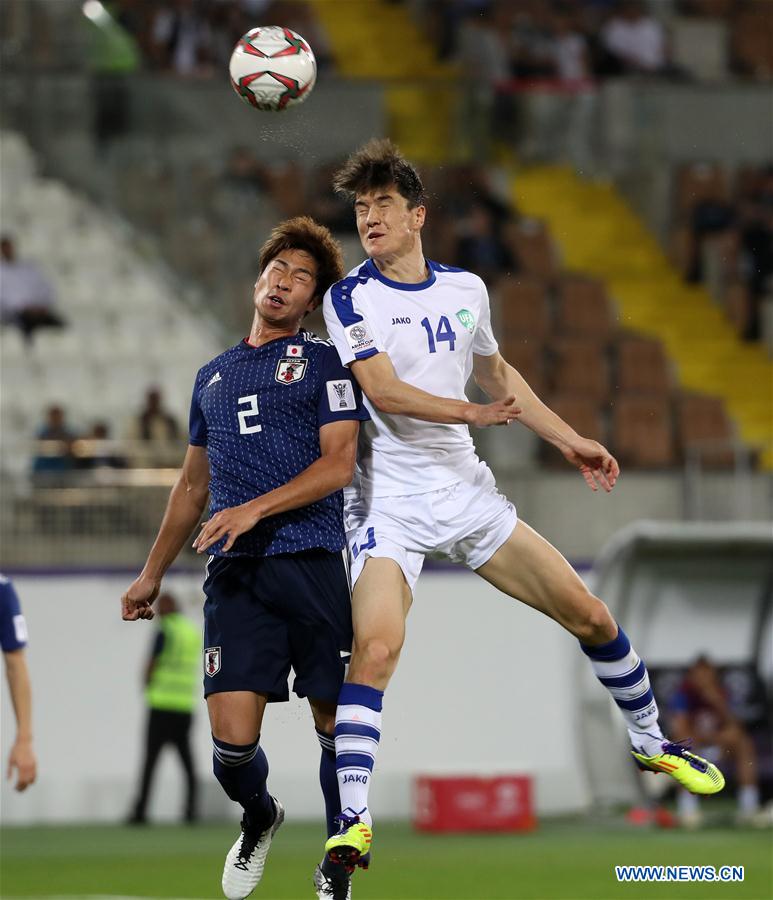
[{"left": 345, "top": 462, "right": 517, "bottom": 593}]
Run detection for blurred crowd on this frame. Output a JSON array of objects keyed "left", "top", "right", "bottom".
[
  {"left": 31, "top": 388, "right": 182, "bottom": 480},
  {"left": 106, "top": 0, "right": 773, "bottom": 85},
  {"left": 111, "top": 0, "right": 330, "bottom": 76},
  {"left": 673, "top": 163, "right": 773, "bottom": 343},
  {"left": 420, "top": 0, "right": 773, "bottom": 84}
]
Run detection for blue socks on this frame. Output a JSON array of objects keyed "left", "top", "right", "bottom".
[
  {"left": 581, "top": 625, "right": 664, "bottom": 757},
  {"left": 316, "top": 728, "right": 340, "bottom": 837},
  {"left": 212, "top": 735, "right": 273, "bottom": 829},
  {"left": 334, "top": 683, "right": 383, "bottom": 828}
]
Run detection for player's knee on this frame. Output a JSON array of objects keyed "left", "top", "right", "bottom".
[
  {"left": 570, "top": 594, "right": 616, "bottom": 644},
  {"left": 211, "top": 721, "right": 259, "bottom": 746},
  {"left": 354, "top": 637, "right": 400, "bottom": 680}
]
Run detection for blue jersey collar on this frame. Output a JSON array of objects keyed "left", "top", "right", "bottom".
[{"left": 364, "top": 258, "right": 436, "bottom": 291}]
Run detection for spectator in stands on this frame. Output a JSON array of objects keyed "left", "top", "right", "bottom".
[
  {"left": 0, "top": 235, "right": 65, "bottom": 345},
  {"left": 1, "top": 574, "right": 37, "bottom": 792},
  {"left": 669, "top": 655, "right": 767, "bottom": 827},
  {"left": 551, "top": 8, "right": 592, "bottom": 83},
  {"left": 32, "top": 405, "right": 78, "bottom": 477},
  {"left": 75, "top": 422, "right": 128, "bottom": 470},
  {"left": 128, "top": 592, "right": 200, "bottom": 825},
  {"left": 455, "top": 201, "right": 517, "bottom": 282},
  {"left": 130, "top": 388, "right": 180, "bottom": 444},
  {"left": 455, "top": 7, "right": 512, "bottom": 156},
  {"left": 150, "top": 0, "right": 213, "bottom": 76},
  {"left": 599, "top": 0, "right": 668, "bottom": 75},
  {"left": 738, "top": 164, "right": 773, "bottom": 341}
]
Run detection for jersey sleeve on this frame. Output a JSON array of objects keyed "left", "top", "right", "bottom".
[
  {"left": 188, "top": 374, "right": 208, "bottom": 447},
  {"left": 317, "top": 346, "right": 370, "bottom": 427},
  {"left": 323, "top": 280, "right": 381, "bottom": 366},
  {"left": 0, "top": 577, "right": 28, "bottom": 652},
  {"left": 472, "top": 280, "right": 499, "bottom": 356}
]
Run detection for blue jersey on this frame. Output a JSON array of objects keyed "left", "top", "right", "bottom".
[
  {"left": 0, "top": 575, "right": 28, "bottom": 652},
  {"left": 189, "top": 331, "right": 368, "bottom": 558}
]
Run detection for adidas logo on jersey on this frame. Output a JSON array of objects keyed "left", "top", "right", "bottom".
[{"left": 206, "top": 371, "right": 222, "bottom": 388}]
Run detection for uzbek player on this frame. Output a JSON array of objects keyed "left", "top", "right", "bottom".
[
  {"left": 1, "top": 574, "right": 36, "bottom": 792},
  {"left": 121, "top": 218, "right": 369, "bottom": 900},
  {"left": 320, "top": 141, "right": 725, "bottom": 870}
]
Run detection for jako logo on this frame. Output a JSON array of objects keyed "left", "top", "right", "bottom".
[
  {"left": 391, "top": 317, "right": 411, "bottom": 325},
  {"left": 343, "top": 774, "right": 368, "bottom": 784}
]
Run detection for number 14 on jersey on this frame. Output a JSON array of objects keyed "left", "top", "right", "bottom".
[{"left": 421, "top": 316, "right": 457, "bottom": 353}]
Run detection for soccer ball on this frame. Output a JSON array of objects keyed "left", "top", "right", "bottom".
[{"left": 229, "top": 26, "right": 317, "bottom": 112}]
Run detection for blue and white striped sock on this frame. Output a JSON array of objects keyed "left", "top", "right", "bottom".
[
  {"left": 335, "top": 683, "right": 383, "bottom": 829},
  {"left": 581, "top": 626, "right": 664, "bottom": 757}
]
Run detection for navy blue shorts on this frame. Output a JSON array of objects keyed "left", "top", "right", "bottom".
[{"left": 202, "top": 550, "right": 352, "bottom": 703}]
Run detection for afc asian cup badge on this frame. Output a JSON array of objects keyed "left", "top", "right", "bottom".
[{"left": 204, "top": 646, "right": 221, "bottom": 676}]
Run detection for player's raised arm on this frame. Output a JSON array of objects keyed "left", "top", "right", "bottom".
[
  {"left": 473, "top": 350, "right": 619, "bottom": 492},
  {"left": 350, "top": 352, "right": 521, "bottom": 427},
  {"left": 121, "top": 444, "right": 210, "bottom": 621}
]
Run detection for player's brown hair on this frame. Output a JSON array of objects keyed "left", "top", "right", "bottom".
[
  {"left": 332, "top": 139, "right": 426, "bottom": 209},
  {"left": 258, "top": 216, "right": 345, "bottom": 304}
]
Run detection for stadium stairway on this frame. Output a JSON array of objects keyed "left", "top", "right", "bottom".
[
  {"left": 309, "top": 0, "right": 456, "bottom": 163},
  {"left": 512, "top": 166, "right": 773, "bottom": 468}
]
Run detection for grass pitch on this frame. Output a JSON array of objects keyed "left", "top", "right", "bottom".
[{"left": 1, "top": 819, "right": 770, "bottom": 899}]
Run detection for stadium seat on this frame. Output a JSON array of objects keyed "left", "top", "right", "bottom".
[
  {"left": 616, "top": 335, "right": 673, "bottom": 396},
  {"left": 0, "top": 133, "right": 222, "bottom": 481},
  {"left": 555, "top": 275, "right": 616, "bottom": 341},
  {"left": 500, "top": 338, "right": 547, "bottom": 398},
  {"left": 732, "top": 9, "right": 773, "bottom": 78},
  {"left": 506, "top": 218, "right": 560, "bottom": 281},
  {"left": 549, "top": 337, "right": 610, "bottom": 401},
  {"left": 676, "top": 392, "right": 737, "bottom": 468},
  {"left": 541, "top": 393, "right": 606, "bottom": 465},
  {"left": 611, "top": 395, "right": 676, "bottom": 469},
  {"left": 496, "top": 276, "right": 552, "bottom": 340}
]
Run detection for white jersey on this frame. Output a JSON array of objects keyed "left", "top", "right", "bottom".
[{"left": 323, "top": 258, "right": 498, "bottom": 498}]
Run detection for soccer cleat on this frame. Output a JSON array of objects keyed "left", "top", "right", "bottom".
[
  {"left": 313, "top": 862, "right": 352, "bottom": 900},
  {"left": 221, "top": 797, "right": 284, "bottom": 900},
  {"left": 631, "top": 741, "right": 725, "bottom": 795},
  {"left": 324, "top": 815, "right": 372, "bottom": 872}
]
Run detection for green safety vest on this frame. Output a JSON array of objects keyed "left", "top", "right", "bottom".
[{"left": 146, "top": 613, "right": 201, "bottom": 713}]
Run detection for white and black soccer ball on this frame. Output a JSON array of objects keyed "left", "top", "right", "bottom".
[{"left": 228, "top": 26, "right": 317, "bottom": 112}]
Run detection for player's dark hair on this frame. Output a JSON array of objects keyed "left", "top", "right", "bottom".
[
  {"left": 258, "top": 216, "right": 344, "bottom": 304},
  {"left": 333, "top": 139, "right": 426, "bottom": 209}
]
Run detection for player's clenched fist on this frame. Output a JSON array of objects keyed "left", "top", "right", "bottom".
[{"left": 121, "top": 576, "right": 160, "bottom": 621}]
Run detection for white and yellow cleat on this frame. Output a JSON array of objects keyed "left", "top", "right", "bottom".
[{"left": 222, "top": 798, "right": 284, "bottom": 899}]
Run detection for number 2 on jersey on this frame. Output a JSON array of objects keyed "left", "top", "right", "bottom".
[
  {"left": 421, "top": 316, "right": 457, "bottom": 353},
  {"left": 237, "top": 395, "right": 262, "bottom": 434}
]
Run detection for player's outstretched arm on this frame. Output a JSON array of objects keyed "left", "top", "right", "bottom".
[
  {"left": 351, "top": 352, "right": 521, "bottom": 427},
  {"left": 121, "top": 445, "right": 210, "bottom": 621},
  {"left": 473, "top": 351, "right": 619, "bottom": 492},
  {"left": 4, "top": 649, "right": 36, "bottom": 791},
  {"left": 193, "top": 420, "right": 360, "bottom": 554}
]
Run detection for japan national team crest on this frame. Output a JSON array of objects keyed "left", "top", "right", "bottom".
[
  {"left": 275, "top": 357, "right": 308, "bottom": 384},
  {"left": 204, "top": 646, "right": 221, "bottom": 676}
]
